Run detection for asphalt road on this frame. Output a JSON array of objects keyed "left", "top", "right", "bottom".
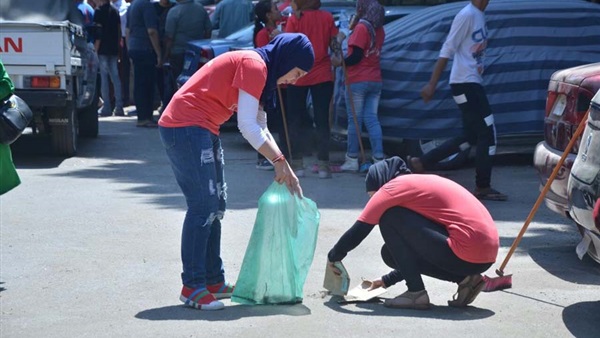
[{"left": 2, "top": 116, "right": 599, "bottom": 337}]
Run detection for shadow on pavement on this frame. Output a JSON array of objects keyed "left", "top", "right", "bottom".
[
  {"left": 135, "top": 303, "right": 311, "bottom": 321},
  {"left": 529, "top": 245, "right": 600, "bottom": 286},
  {"left": 562, "top": 301, "right": 600, "bottom": 337},
  {"left": 323, "top": 299, "right": 494, "bottom": 320}
]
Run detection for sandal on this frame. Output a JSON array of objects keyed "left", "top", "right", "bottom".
[
  {"left": 474, "top": 187, "right": 508, "bottom": 201},
  {"left": 384, "top": 290, "right": 431, "bottom": 310},
  {"left": 448, "top": 274, "right": 486, "bottom": 307},
  {"left": 406, "top": 156, "right": 425, "bottom": 173}
]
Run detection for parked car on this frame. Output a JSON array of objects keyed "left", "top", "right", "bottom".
[
  {"left": 331, "top": 0, "right": 600, "bottom": 168},
  {"left": 533, "top": 63, "right": 600, "bottom": 217},
  {"left": 176, "top": 2, "right": 426, "bottom": 87},
  {"left": 567, "top": 89, "right": 600, "bottom": 263}
]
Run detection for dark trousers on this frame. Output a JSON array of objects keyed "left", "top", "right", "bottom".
[
  {"left": 119, "top": 37, "right": 131, "bottom": 104},
  {"left": 286, "top": 81, "right": 333, "bottom": 162},
  {"left": 129, "top": 49, "right": 157, "bottom": 122},
  {"left": 421, "top": 83, "right": 496, "bottom": 188},
  {"left": 379, "top": 207, "right": 492, "bottom": 292},
  {"left": 258, "top": 88, "right": 290, "bottom": 161}
]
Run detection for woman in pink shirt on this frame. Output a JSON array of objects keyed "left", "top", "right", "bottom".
[
  {"left": 158, "top": 33, "right": 314, "bottom": 311},
  {"left": 328, "top": 157, "right": 499, "bottom": 310}
]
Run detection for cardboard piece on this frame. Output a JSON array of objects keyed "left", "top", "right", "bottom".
[
  {"left": 323, "top": 261, "right": 350, "bottom": 296},
  {"left": 342, "top": 278, "right": 387, "bottom": 303}
]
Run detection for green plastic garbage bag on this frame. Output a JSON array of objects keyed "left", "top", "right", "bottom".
[
  {"left": 0, "top": 144, "right": 20, "bottom": 195},
  {"left": 231, "top": 182, "right": 320, "bottom": 305}
]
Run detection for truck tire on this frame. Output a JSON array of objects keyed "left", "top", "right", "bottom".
[
  {"left": 78, "top": 76, "right": 100, "bottom": 138},
  {"left": 49, "top": 100, "right": 78, "bottom": 157},
  {"left": 404, "top": 138, "right": 470, "bottom": 171}
]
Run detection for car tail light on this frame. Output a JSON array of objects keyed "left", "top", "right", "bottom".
[
  {"left": 198, "top": 48, "right": 214, "bottom": 69},
  {"left": 544, "top": 84, "right": 594, "bottom": 153},
  {"left": 25, "top": 76, "right": 61, "bottom": 89}
]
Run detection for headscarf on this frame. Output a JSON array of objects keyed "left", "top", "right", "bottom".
[
  {"left": 356, "top": 0, "right": 384, "bottom": 29},
  {"left": 365, "top": 156, "right": 412, "bottom": 192},
  {"left": 253, "top": 33, "right": 315, "bottom": 105}
]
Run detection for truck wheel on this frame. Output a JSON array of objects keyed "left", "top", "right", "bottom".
[
  {"left": 404, "top": 138, "right": 470, "bottom": 171},
  {"left": 78, "top": 76, "right": 100, "bottom": 138},
  {"left": 49, "top": 100, "right": 78, "bottom": 157}
]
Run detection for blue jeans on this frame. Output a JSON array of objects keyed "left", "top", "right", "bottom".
[
  {"left": 344, "top": 81, "right": 384, "bottom": 159},
  {"left": 98, "top": 55, "right": 123, "bottom": 113},
  {"left": 159, "top": 126, "right": 227, "bottom": 289},
  {"left": 129, "top": 49, "right": 157, "bottom": 122}
]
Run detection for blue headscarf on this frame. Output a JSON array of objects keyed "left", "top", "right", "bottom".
[{"left": 254, "top": 33, "right": 315, "bottom": 106}]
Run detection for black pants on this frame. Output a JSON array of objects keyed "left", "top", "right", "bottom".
[
  {"left": 420, "top": 83, "right": 496, "bottom": 188},
  {"left": 118, "top": 37, "right": 131, "bottom": 104},
  {"left": 379, "top": 207, "right": 492, "bottom": 292},
  {"left": 286, "top": 82, "right": 333, "bottom": 162}
]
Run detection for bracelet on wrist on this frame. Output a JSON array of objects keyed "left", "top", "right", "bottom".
[{"left": 271, "top": 154, "right": 285, "bottom": 164}]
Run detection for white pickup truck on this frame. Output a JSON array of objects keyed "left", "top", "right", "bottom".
[{"left": 0, "top": 0, "right": 99, "bottom": 156}]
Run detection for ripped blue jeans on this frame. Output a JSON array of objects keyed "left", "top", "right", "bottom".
[{"left": 159, "top": 126, "right": 227, "bottom": 289}]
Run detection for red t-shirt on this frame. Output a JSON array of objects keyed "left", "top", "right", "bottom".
[
  {"left": 347, "top": 23, "right": 384, "bottom": 84},
  {"left": 285, "top": 10, "right": 338, "bottom": 86},
  {"left": 158, "top": 51, "right": 266, "bottom": 135},
  {"left": 254, "top": 27, "right": 273, "bottom": 48},
  {"left": 358, "top": 174, "right": 499, "bottom": 264}
]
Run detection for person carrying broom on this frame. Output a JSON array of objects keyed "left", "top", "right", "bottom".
[
  {"left": 332, "top": 0, "right": 386, "bottom": 172},
  {"left": 327, "top": 157, "right": 499, "bottom": 309}
]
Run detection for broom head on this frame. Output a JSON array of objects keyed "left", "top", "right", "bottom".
[{"left": 482, "top": 274, "right": 512, "bottom": 292}]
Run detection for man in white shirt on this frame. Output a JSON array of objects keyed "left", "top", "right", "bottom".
[{"left": 414, "top": 0, "right": 506, "bottom": 202}]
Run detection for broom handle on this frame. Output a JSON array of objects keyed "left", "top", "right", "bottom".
[
  {"left": 497, "top": 110, "right": 590, "bottom": 275},
  {"left": 277, "top": 85, "right": 293, "bottom": 163},
  {"left": 342, "top": 60, "right": 367, "bottom": 164}
]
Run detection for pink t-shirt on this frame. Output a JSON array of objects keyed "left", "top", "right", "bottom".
[
  {"left": 346, "top": 23, "right": 384, "bottom": 84},
  {"left": 359, "top": 174, "right": 499, "bottom": 263},
  {"left": 159, "top": 51, "right": 266, "bottom": 135}
]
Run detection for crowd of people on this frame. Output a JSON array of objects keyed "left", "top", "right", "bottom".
[{"left": 71, "top": 0, "right": 506, "bottom": 311}]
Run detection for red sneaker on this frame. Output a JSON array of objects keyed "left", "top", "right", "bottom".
[
  {"left": 180, "top": 286, "right": 224, "bottom": 310},
  {"left": 207, "top": 281, "right": 235, "bottom": 299}
]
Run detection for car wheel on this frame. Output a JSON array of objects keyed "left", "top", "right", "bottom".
[
  {"left": 404, "top": 138, "right": 470, "bottom": 171},
  {"left": 49, "top": 99, "right": 78, "bottom": 157}
]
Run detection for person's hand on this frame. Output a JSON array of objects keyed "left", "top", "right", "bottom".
[
  {"left": 156, "top": 55, "right": 163, "bottom": 68},
  {"left": 330, "top": 55, "right": 342, "bottom": 67},
  {"left": 336, "top": 31, "right": 346, "bottom": 44},
  {"left": 328, "top": 261, "right": 342, "bottom": 276},
  {"left": 274, "top": 159, "right": 303, "bottom": 198},
  {"left": 368, "top": 278, "right": 385, "bottom": 291},
  {"left": 420, "top": 83, "right": 435, "bottom": 103}
]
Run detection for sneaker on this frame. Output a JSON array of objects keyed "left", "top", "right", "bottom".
[
  {"left": 113, "top": 107, "right": 125, "bottom": 116},
  {"left": 340, "top": 155, "right": 359, "bottom": 172},
  {"left": 318, "top": 161, "right": 332, "bottom": 179},
  {"left": 372, "top": 156, "right": 385, "bottom": 163},
  {"left": 256, "top": 159, "right": 274, "bottom": 171},
  {"left": 180, "top": 286, "right": 225, "bottom": 310},
  {"left": 384, "top": 290, "right": 431, "bottom": 310},
  {"left": 207, "top": 281, "right": 235, "bottom": 299}
]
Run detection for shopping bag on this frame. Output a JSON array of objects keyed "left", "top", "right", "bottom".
[{"left": 231, "top": 182, "right": 320, "bottom": 305}]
